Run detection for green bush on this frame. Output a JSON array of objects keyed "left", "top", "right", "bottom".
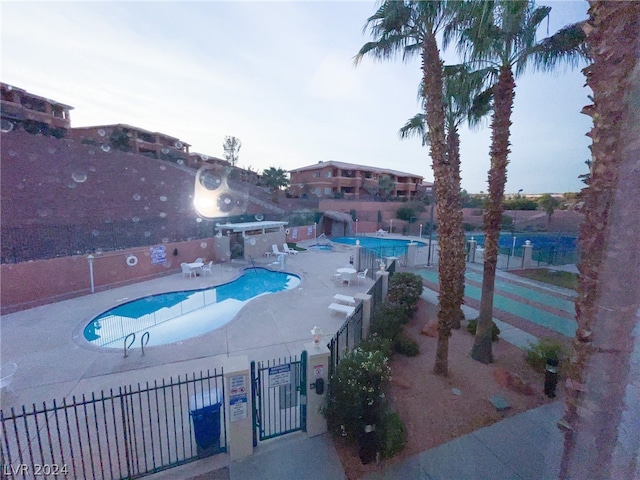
[
  {"left": 324, "top": 347, "right": 391, "bottom": 441},
  {"left": 394, "top": 335, "right": 420, "bottom": 357},
  {"left": 387, "top": 272, "right": 423, "bottom": 320},
  {"left": 359, "top": 334, "right": 393, "bottom": 358},
  {"left": 370, "top": 303, "right": 406, "bottom": 340},
  {"left": 525, "top": 338, "right": 567, "bottom": 373},
  {"left": 466, "top": 319, "right": 500, "bottom": 342},
  {"left": 378, "top": 411, "right": 407, "bottom": 459}
]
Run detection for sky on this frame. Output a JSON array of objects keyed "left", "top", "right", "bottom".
[{"left": 1, "top": 1, "right": 592, "bottom": 194}]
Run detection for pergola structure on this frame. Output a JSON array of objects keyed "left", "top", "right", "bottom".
[{"left": 214, "top": 221, "right": 288, "bottom": 236}]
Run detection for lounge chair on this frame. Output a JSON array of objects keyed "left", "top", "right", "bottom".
[
  {"left": 376, "top": 229, "right": 388, "bottom": 237},
  {"left": 333, "top": 294, "right": 356, "bottom": 306},
  {"left": 271, "top": 244, "right": 286, "bottom": 256},
  {"left": 328, "top": 303, "right": 355, "bottom": 317},
  {"left": 283, "top": 244, "right": 298, "bottom": 255},
  {"left": 181, "top": 263, "right": 195, "bottom": 278},
  {"left": 0, "top": 362, "right": 17, "bottom": 395}
]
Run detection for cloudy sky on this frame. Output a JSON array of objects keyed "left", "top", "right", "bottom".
[{"left": 2, "top": 1, "right": 591, "bottom": 194}]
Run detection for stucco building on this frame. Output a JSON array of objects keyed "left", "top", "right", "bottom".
[
  {"left": 289, "top": 160, "right": 428, "bottom": 200},
  {"left": 1, "top": 83, "right": 73, "bottom": 136}
]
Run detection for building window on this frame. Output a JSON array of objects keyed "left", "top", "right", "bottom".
[
  {"left": 325, "top": 171, "right": 332, "bottom": 178},
  {"left": 313, "top": 172, "right": 320, "bottom": 178},
  {"left": 324, "top": 187, "right": 332, "bottom": 195},
  {"left": 315, "top": 187, "right": 322, "bottom": 196}
]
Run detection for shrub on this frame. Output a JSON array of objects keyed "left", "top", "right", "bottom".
[
  {"left": 466, "top": 319, "right": 500, "bottom": 342},
  {"left": 378, "top": 411, "right": 407, "bottom": 458},
  {"left": 394, "top": 335, "right": 420, "bottom": 357},
  {"left": 324, "top": 347, "right": 391, "bottom": 441},
  {"left": 387, "top": 272, "right": 423, "bottom": 320},
  {"left": 370, "top": 303, "right": 406, "bottom": 340},
  {"left": 525, "top": 338, "right": 567, "bottom": 373},
  {"left": 359, "top": 334, "right": 393, "bottom": 358}
]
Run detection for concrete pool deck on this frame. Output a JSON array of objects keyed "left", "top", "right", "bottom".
[
  {"left": 0, "top": 240, "right": 373, "bottom": 413},
  {"left": 1, "top": 236, "right": 581, "bottom": 480}
]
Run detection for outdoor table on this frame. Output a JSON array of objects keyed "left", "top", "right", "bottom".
[{"left": 186, "top": 262, "right": 204, "bottom": 275}]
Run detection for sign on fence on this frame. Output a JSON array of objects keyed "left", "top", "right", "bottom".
[{"left": 268, "top": 364, "right": 291, "bottom": 388}]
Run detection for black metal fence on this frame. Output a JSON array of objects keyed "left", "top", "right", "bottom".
[
  {"left": 358, "top": 246, "right": 406, "bottom": 279},
  {"left": 0, "top": 370, "right": 226, "bottom": 480},
  {"left": 327, "top": 259, "right": 396, "bottom": 380},
  {"left": 0, "top": 217, "right": 219, "bottom": 264},
  {"left": 328, "top": 301, "right": 363, "bottom": 381}
]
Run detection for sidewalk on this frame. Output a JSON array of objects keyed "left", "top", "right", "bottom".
[{"left": 169, "top": 399, "right": 564, "bottom": 480}]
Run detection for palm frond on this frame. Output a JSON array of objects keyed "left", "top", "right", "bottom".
[
  {"left": 529, "top": 22, "right": 588, "bottom": 72},
  {"left": 398, "top": 113, "right": 428, "bottom": 146}
]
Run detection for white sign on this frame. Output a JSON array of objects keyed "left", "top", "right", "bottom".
[
  {"left": 268, "top": 364, "right": 291, "bottom": 388},
  {"left": 313, "top": 365, "right": 324, "bottom": 378},
  {"left": 230, "top": 394, "right": 248, "bottom": 422},
  {"left": 230, "top": 375, "right": 246, "bottom": 396}
]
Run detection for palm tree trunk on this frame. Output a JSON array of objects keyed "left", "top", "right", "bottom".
[
  {"left": 447, "top": 126, "right": 466, "bottom": 329},
  {"left": 471, "top": 65, "right": 515, "bottom": 364},
  {"left": 422, "top": 32, "right": 461, "bottom": 377},
  {"left": 560, "top": 2, "right": 640, "bottom": 477}
]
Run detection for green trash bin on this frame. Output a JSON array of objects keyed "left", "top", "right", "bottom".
[{"left": 190, "top": 389, "right": 222, "bottom": 453}]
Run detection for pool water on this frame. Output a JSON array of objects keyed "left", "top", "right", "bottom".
[
  {"left": 84, "top": 268, "right": 300, "bottom": 348},
  {"left": 333, "top": 236, "right": 426, "bottom": 257},
  {"left": 308, "top": 244, "right": 333, "bottom": 251}
]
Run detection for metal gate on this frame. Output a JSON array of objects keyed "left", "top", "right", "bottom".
[{"left": 250, "top": 353, "right": 307, "bottom": 445}]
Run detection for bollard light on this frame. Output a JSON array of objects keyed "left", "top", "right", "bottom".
[
  {"left": 544, "top": 358, "right": 559, "bottom": 398},
  {"left": 310, "top": 326, "right": 323, "bottom": 347},
  {"left": 87, "top": 254, "right": 95, "bottom": 293}
]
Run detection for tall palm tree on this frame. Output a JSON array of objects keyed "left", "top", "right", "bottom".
[
  {"left": 451, "top": 0, "right": 587, "bottom": 363},
  {"left": 400, "top": 64, "right": 492, "bottom": 329},
  {"left": 356, "top": 0, "right": 461, "bottom": 376},
  {"left": 559, "top": 2, "right": 640, "bottom": 478}
]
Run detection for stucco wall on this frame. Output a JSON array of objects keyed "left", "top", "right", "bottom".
[{"left": 1, "top": 237, "right": 220, "bottom": 314}]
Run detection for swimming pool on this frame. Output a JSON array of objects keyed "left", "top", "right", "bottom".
[
  {"left": 84, "top": 268, "right": 300, "bottom": 349},
  {"left": 308, "top": 244, "right": 334, "bottom": 251},
  {"left": 333, "top": 236, "right": 426, "bottom": 257}
]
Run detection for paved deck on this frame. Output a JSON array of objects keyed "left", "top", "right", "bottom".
[{"left": 1, "top": 237, "right": 581, "bottom": 479}]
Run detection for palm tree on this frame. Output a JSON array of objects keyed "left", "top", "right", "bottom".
[
  {"left": 451, "top": 0, "right": 587, "bottom": 363},
  {"left": 560, "top": 2, "right": 640, "bottom": 477},
  {"left": 377, "top": 174, "right": 395, "bottom": 199},
  {"left": 261, "top": 167, "right": 289, "bottom": 203},
  {"left": 400, "top": 64, "right": 492, "bottom": 329},
  {"left": 356, "top": 0, "right": 462, "bottom": 376}
]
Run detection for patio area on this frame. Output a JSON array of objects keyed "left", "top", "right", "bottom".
[{"left": 0, "top": 239, "right": 375, "bottom": 413}]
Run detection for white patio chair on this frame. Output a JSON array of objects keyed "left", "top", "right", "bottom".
[
  {"left": 356, "top": 269, "right": 368, "bottom": 284},
  {"left": 283, "top": 244, "right": 298, "bottom": 255},
  {"left": 181, "top": 263, "right": 195, "bottom": 278},
  {"left": 201, "top": 261, "right": 214, "bottom": 276},
  {"left": 194, "top": 257, "right": 204, "bottom": 264},
  {"left": 272, "top": 244, "right": 286, "bottom": 256}
]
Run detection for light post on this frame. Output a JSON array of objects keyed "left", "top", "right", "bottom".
[
  {"left": 314, "top": 223, "right": 317, "bottom": 242},
  {"left": 513, "top": 189, "right": 523, "bottom": 231},
  {"left": 390, "top": 219, "right": 393, "bottom": 234},
  {"left": 419, "top": 224, "right": 422, "bottom": 240},
  {"left": 87, "top": 254, "right": 95, "bottom": 293},
  {"left": 355, "top": 219, "right": 358, "bottom": 236}
]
